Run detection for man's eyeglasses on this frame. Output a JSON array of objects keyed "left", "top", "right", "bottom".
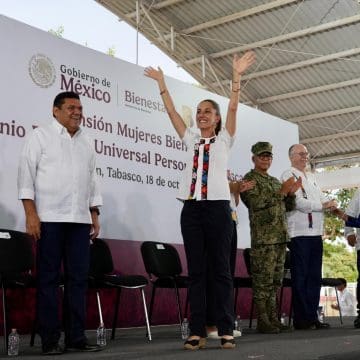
[
  {"left": 257, "top": 153, "right": 273, "bottom": 160},
  {"left": 294, "top": 152, "right": 309, "bottom": 157}
]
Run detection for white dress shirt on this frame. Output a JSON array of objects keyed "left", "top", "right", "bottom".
[
  {"left": 18, "top": 119, "right": 102, "bottom": 224},
  {"left": 177, "top": 128, "right": 234, "bottom": 201},
  {"left": 338, "top": 288, "right": 356, "bottom": 316},
  {"left": 281, "top": 167, "right": 329, "bottom": 237},
  {"left": 344, "top": 188, "right": 360, "bottom": 251}
]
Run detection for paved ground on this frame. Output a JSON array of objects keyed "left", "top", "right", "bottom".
[{"left": 1, "top": 317, "right": 360, "bottom": 359}]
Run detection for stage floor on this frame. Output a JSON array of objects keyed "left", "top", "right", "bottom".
[{"left": 2, "top": 317, "right": 360, "bottom": 359}]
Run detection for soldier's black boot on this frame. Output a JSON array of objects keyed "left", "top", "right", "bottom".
[
  {"left": 256, "top": 302, "right": 280, "bottom": 334},
  {"left": 354, "top": 310, "right": 360, "bottom": 328},
  {"left": 267, "top": 296, "right": 292, "bottom": 332}
]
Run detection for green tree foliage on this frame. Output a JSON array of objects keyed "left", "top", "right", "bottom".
[
  {"left": 48, "top": 26, "right": 116, "bottom": 56},
  {"left": 323, "top": 188, "right": 356, "bottom": 240},
  {"left": 322, "top": 187, "right": 357, "bottom": 280},
  {"left": 107, "top": 46, "right": 116, "bottom": 57},
  {"left": 48, "top": 25, "right": 64, "bottom": 38},
  {"left": 323, "top": 241, "right": 357, "bottom": 281}
]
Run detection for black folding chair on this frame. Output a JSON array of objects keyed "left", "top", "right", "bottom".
[
  {"left": 235, "top": 248, "right": 257, "bottom": 328},
  {"left": 321, "top": 278, "right": 343, "bottom": 324},
  {"left": 279, "top": 250, "right": 343, "bottom": 325},
  {"left": 278, "top": 250, "right": 292, "bottom": 325},
  {"left": 0, "top": 229, "right": 35, "bottom": 353},
  {"left": 89, "top": 239, "right": 152, "bottom": 340},
  {"left": 233, "top": 248, "right": 253, "bottom": 318},
  {"left": 140, "top": 241, "right": 189, "bottom": 329}
]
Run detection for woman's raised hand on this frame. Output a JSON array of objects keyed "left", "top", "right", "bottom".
[
  {"left": 233, "top": 50, "right": 256, "bottom": 75},
  {"left": 144, "top": 66, "right": 164, "bottom": 82}
]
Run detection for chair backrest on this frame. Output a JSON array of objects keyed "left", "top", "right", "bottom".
[
  {"left": 0, "top": 229, "right": 33, "bottom": 275},
  {"left": 89, "top": 239, "right": 114, "bottom": 277},
  {"left": 141, "top": 241, "right": 182, "bottom": 277},
  {"left": 321, "top": 278, "right": 343, "bottom": 287},
  {"left": 243, "top": 248, "right": 252, "bottom": 276}
]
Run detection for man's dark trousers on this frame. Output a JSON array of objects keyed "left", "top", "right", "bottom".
[
  {"left": 36, "top": 222, "right": 91, "bottom": 347},
  {"left": 290, "top": 235, "right": 322, "bottom": 326}
]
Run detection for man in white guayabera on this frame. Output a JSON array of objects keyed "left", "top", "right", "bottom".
[{"left": 18, "top": 91, "right": 102, "bottom": 355}]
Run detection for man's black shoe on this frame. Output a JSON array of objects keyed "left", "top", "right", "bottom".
[
  {"left": 42, "top": 343, "right": 64, "bottom": 355},
  {"left": 293, "top": 320, "right": 313, "bottom": 330},
  {"left": 354, "top": 316, "right": 360, "bottom": 328},
  {"left": 312, "top": 320, "right": 330, "bottom": 329},
  {"left": 66, "top": 342, "right": 102, "bottom": 352}
]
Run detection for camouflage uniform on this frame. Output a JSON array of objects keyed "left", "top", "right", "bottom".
[{"left": 240, "top": 142, "right": 295, "bottom": 333}]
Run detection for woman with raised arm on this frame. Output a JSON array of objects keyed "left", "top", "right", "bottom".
[{"left": 144, "top": 51, "right": 256, "bottom": 350}]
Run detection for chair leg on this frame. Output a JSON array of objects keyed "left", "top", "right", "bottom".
[
  {"left": 96, "top": 291, "right": 104, "bottom": 321},
  {"left": 184, "top": 289, "right": 189, "bottom": 318},
  {"left": 288, "top": 292, "right": 293, "bottom": 326},
  {"left": 278, "top": 286, "right": 284, "bottom": 320},
  {"left": 334, "top": 288, "right": 343, "bottom": 324},
  {"left": 148, "top": 286, "right": 156, "bottom": 326},
  {"left": 2, "top": 284, "right": 7, "bottom": 353},
  {"left": 30, "top": 318, "right": 37, "bottom": 346},
  {"left": 249, "top": 297, "right": 254, "bottom": 329},
  {"left": 111, "top": 288, "right": 121, "bottom": 340},
  {"left": 140, "top": 288, "right": 152, "bottom": 341},
  {"left": 174, "top": 284, "right": 183, "bottom": 331},
  {"left": 234, "top": 287, "right": 239, "bottom": 313}
]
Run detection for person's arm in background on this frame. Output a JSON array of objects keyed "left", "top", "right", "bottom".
[
  {"left": 281, "top": 170, "right": 336, "bottom": 213},
  {"left": 89, "top": 150, "right": 102, "bottom": 240},
  {"left": 18, "top": 132, "right": 41, "bottom": 240},
  {"left": 21, "top": 199, "right": 41, "bottom": 241},
  {"left": 241, "top": 173, "right": 299, "bottom": 211},
  {"left": 229, "top": 179, "right": 256, "bottom": 206},
  {"left": 345, "top": 190, "right": 360, "bottom": 246},
  {"left": 332, "top": 189, "right": 360, "bottom": 245}
]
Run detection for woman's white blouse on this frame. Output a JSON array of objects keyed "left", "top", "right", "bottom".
[{"left": 177, "top": 127, "right": 234, "bottom": 201}]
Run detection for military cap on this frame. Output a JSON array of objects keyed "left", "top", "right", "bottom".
[{"left": 251, "top": 141, "right": 273, "bottom": 155}]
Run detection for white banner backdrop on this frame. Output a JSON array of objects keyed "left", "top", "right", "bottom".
[{"left": 0, "top": 15, "right": 299, "bottom": 248}]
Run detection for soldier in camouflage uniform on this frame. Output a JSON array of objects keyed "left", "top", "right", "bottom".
[{"left": 240, "top": 142, "right": 301, "bottom": 334}]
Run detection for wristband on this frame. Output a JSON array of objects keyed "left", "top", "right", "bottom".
[{"left": 90, "top": 207, "right": 100, "bottom": 216}]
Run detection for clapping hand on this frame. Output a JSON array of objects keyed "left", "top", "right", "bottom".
[
  {"left": 280, "top": 176, "right": 302, "bottom": 196},
  {"left": 322, "top": 199, "right": 338, "bottom": 210},
  {"left": 238, "top": 179, "right": 256, "bottom": 193},
  {"left": 330, "top": 207, "right": 347, "bottom": 221},
  {"left": 290, "top": 176, "right": 302, "bottom": 194}
]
